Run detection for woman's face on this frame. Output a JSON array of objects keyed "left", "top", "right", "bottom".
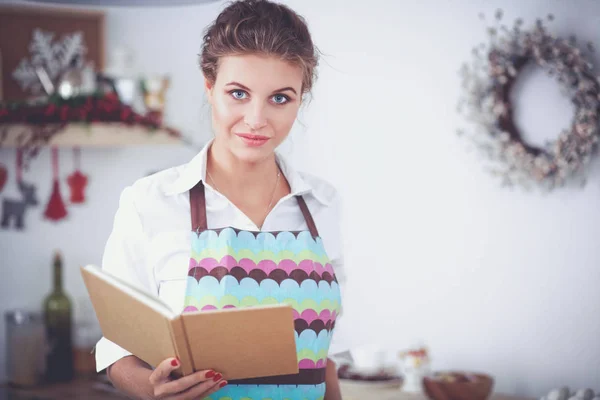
[{"left": 205, "top": 54, "right": 304, "bottom": 163}]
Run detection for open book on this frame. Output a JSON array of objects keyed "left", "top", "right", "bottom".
[{"left": 80, "top": 265, "right": 299, "bottom": 380}]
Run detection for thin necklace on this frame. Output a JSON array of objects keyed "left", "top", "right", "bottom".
[{"left": 207, "top": 167, "right": 281, "bottom": 224}]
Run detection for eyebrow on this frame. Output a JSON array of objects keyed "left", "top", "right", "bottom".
[{"left": 225, "top": 81, "right": 297, "bottom": 95}]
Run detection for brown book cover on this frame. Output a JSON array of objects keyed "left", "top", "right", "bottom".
[{"left": 80, "top": 265, "right": 299, "bottom": 380}]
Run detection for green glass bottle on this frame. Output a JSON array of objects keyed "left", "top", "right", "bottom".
[{"left": 43, "top": 251, "right": 74, "bottom": 383}]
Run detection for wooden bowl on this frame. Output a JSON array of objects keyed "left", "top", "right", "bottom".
[{"left": 423, "top": 372, "right": 494, "bottom": 400}]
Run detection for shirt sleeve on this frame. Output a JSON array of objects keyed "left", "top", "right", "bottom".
[
  {"left": 325, "top": 191, "right": 351, "bottom": 357},
  {"left": 94, "top": 185, "right": 156, "bottom": 372}
]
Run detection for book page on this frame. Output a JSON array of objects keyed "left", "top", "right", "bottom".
[
  {"left": 81, "top": 265, "right": 180, "bottom": 371},
  {"left": 82, "top": 264, "right": 174, "bottom": 318}
]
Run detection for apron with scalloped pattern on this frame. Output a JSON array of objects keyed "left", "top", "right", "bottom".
[{"left": 182, "top": 181, "right": 342, "bottom": 400}]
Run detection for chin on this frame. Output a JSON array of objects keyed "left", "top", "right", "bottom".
[{"left": 229, "top": 140, "right": 278, "bottom": 164}]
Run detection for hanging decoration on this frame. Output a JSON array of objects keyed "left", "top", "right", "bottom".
[
  {"left": 1, "top": 149, "right": 39, "bottom": 230},
  {"left": 457, "top": 11, "right": 600, "bottom": 190},
  {"left": 11, "top": 28, "right": 90, "bottom": 98},
  {"left": 67, "top": 147, "right": 88, "bottom": 204},
  {"left": 44, "top": 147, "right": 68, "bottom": 221},
  {"left": 0, "top": 163, "right": 7, "bottom": 193},
  {"left": 0, "top": 123, "right": 66, "bottom": 169},
  {"left": 0, "top": 91, "right": 180, "bottom": 166}
]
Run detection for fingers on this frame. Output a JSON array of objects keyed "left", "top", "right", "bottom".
[
  {"left": 149, "top": 358, "right": 228, "bottom": 400},
  {"left": 160, "top": 369, "right": 221, "bottom": 396},
  {"left": 198, "top": 378, "right": 228, "bottom": 398},
  {"left": 172, "top": 375, "right": 228, "bottom": 400},
  {"left": 149, "top": 357, "right": 180, "bottom": 386}
]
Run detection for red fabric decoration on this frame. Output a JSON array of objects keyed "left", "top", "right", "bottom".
[
  {"left": 44, "top": 147, "right": 68, "bottom": 221},
  {"left": 67, "top": 147, "right": 88, "bottom": 204},
  {"left": 0, "top": 163, "right": 7, "bottom": 193},
  {"left": 16, "top": 149, "right": 22, "bottom": 183}
]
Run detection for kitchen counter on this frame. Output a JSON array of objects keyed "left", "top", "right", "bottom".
[
  {"left": 339, "top": 380, "right": 534, "bottom": 400},
  {"left": 1, "top": 377, "right": 535, "bottom": 400},
  {"left": 0, "top": 376, "right": 127, "bottom": 400}
]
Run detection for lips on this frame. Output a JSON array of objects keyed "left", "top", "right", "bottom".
[
  {"left": 235, "top": 133, "right": 271, "bottom": 147},
  {"left": 236, "top": 133, "right": 270, "bottom": 140}
]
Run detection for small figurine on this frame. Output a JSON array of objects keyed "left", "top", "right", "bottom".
[
  {"left": 141, "top": 76, "right": 170, "bottom": 124},
  {"left": 398, "top": 346, "right": 430, "bottom": 393}
]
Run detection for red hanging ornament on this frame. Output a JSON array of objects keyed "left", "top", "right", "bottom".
[
  {"left": 0, "top": 163, "right": 7, "bottom": 193},
  {"left": 44, "top": 147, "right": 68, "bottom": 221},
  {"left": 67, "top": 147, "right": 88, "bottom": 204}
]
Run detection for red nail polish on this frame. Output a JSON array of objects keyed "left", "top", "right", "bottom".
[
  {"left": 171, "top": 359, "right": 179, "bottom": 367},
  {"left": 213, "top": 373, "right": 222, "bottom": 382},
  {"left": 219, "top": 381, "right": 227, "bottom": 388},
  {"left": 206, "top": 370, "right": 215, "bottom": 378}
]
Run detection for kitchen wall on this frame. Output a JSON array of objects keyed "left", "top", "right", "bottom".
[{"left": 0, "top": 0, "right": 599, "bottom": 395}]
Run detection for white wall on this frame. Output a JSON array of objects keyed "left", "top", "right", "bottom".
[{"left": 1, "top": 0, "right": 599, "bottom": 396}]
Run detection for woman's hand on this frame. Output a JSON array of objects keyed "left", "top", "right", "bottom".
[
  {"left": 148, "top": 357, "right": 227, "bottom": 400},
  {"left": 324, "top": 358, "right": 343, "bottom": 400}
]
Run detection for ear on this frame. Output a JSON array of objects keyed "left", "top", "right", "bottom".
[{"left": 204, "top": 77, "right": 214, "bottom": 104}]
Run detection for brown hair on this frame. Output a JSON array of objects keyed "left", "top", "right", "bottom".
[{"left": 200, "top": 0, "right": 319, "bottom": 94}]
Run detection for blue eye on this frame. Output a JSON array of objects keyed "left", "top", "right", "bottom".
[
  {"left": 231, "top": 90, "right": 248, "bottom": 100},
  {"left": 272, "top": 94, "right": 289, "bottom": 104}
]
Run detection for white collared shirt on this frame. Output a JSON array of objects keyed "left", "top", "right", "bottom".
[{"left": 95, "top": 139, "right": 347, "bottom": 372}]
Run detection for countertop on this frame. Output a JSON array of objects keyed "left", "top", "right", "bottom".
[{"left": 1, "top": 376, "right": 535, "bottom": 400}]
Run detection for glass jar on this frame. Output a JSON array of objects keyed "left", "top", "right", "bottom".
[
  {"left": 73, "top": 320, "right": 100, "bottom": 377},
  {"left": 5, "top": 310, "right": 46, "bottom": 387}
]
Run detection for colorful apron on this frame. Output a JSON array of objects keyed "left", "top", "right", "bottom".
[{"left": 183, "top": 181, "right": 342, "bottom": 400}]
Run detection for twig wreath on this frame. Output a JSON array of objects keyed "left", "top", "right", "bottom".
[{"left": 457, "top": 10, "right": 600, "bottom": 190}]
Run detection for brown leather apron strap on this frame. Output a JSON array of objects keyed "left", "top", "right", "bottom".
[
  {"left": 189, "top": 181, "right": 207, "bottom": 232},
  {"left": 228, "top": 368, "right": 326, "bottom": 386},
  {"left": 296, "top": 195, "right": 320, "bottom": 238},
  {"left": 191, "top": 180, "right": 320, "bottom": 238}
]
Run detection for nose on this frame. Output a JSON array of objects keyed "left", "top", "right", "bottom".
[{"left": 244, "top": 102, "right": 267, "bottom": 131}]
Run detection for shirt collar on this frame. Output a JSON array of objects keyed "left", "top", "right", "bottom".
[{"left": 163, "top": 138, "right": 330, "bottom": 205}]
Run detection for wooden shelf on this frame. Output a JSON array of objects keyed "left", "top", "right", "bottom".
[{"left": 0, "top": 122, "right": 181, "bottom": 147}]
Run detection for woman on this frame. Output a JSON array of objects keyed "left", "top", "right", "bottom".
[{"left": 96, "top": 0, "right": 346, "bottom": 399}]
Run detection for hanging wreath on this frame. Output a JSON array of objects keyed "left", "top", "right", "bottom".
[{"left": 457, "top": 11, "right": 600, "bottom": 190}]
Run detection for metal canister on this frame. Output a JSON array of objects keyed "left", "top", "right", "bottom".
[{"left": 5, "top": 310, "right": 46, "bottom": 387}]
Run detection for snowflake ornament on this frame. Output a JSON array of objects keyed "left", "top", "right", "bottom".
[{"left": 12, "top": 28, "right": 88, "bottom": 96}]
